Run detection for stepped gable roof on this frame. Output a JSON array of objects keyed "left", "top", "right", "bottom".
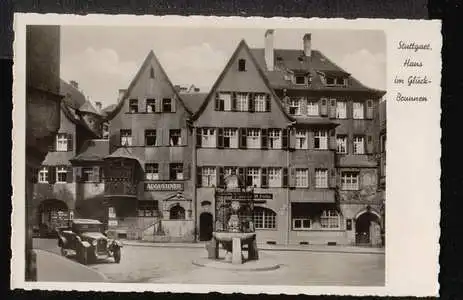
[
  {"left": 70, "top": 139, "right": 109, "bottom": 162},
  {"left": 60, "top": 79, "right": 86, "bottom": 109},
  {"left": 79, "top": 99, "right": 102, "bottom": 116},
  {"left": 191, "top": 39, "right": 295, "bottom": 122},
  {"left": 106, "top": 50, "right": 193, "bottom": 120},
  {"left": 180, "top": 93, "right": 208, "bottom": 114},
  {"left": 249, "top": 48, "right": 385, "bottom": 96}
]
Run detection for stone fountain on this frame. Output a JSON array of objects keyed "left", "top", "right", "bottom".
[{"left": 206, "top": 173, "right": 259, "bottom": 265}]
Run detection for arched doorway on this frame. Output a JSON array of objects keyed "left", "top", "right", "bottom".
[
  {"left": 355, "top": 211, "right": 381, "bottom": 245},
  {"left": 199, "top": 212, "right": 213, "bottom": 241},
  {"left": 37, "top": 199, "right": 69, "bottom": 237},
  {"left": 169, "top": 204, "right": 185, "bottom": 220}
]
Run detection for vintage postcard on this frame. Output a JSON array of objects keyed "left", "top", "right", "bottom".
[{"left": 11, "top": 13, "right": 441, "bottom": 296}]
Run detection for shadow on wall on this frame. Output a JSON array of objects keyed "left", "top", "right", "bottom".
[{"left": 74, "top": 193, "right": 107, "bottom": 223}]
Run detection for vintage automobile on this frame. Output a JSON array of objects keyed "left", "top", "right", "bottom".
[{"left": 56, "top": 219, "right": 122, "bottom": 265}]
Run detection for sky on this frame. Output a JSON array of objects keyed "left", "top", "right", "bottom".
[{"left": 60, "top": 26, "right": 386, "bottom": 108}]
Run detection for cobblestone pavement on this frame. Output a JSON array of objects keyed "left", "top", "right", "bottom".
[{"left": 33, "top": 238, "right": 384, "bottom": 286}]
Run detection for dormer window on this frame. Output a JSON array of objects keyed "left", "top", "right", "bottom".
[
  {"left": 295, "top": 75, "right": 306, "bottom": 85},
  {"left": 238, "top": 59, "right": 246, "bottom": 72},
  {"left": 326, "top": 76, "right": 346, "bottom": 86}
]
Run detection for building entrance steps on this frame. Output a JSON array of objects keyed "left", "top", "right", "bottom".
[{"left": 120, "top": 239, "right": 385, "bottom": 255}]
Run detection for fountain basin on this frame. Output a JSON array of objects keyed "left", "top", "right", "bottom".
[{"left": 213, "top": 232, "right": 256, "bottom": 243}]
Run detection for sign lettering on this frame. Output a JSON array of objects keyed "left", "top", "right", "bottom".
[
  {"left": 216, "top": 192, "right": 273, "bottom": 200},
  {"left": 145, "top": 182, "right": 184, "bottom": 191}
]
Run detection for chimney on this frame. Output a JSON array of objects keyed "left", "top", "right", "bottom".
[
  {"left": 70, "top": 80, "right": 79, "bottom": 89},
  {"left": 264, "top": 29, "right": 275, "bottom": 71},
  {"left": 118, "top": 89, "right": 127, "bottom": 102},
  {"left": 303, "top": 33, "right": 312, "bottom": 57},
  {"left": 94, "top": 101, "right": 102, "bottom": 111}
]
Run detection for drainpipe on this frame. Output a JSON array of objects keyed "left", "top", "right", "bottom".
[
  {"left": 191, "top": 123, "right": 198, "bottom": 242},
  {"left": 286, "top": 125, "right": 291, "bottom": 245}
]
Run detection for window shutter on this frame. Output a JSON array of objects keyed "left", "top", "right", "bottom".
[
  {"left": 238, "top": 167, "right": 245, "bottom": 187},
  {"left": 282, "top": 129, "right": 289, "bottom": 149},
  {"left": 239, "top": 128, "right": 247, "bottom": 149},
  {"left": 300, "top": 98, "right": 307, "bottom": 115},
  {"left": 48, "top": 166, "right": 56, "bottom": 184},
  {"left": 66, "top": 166, "right": 74, "bottom": 183},
  {"left": 171, "top": 96, "right": 176, "bottom": 113},
  {"left": 329, "top": 99, "right": 337, "bottom": 119},
  {"left": 217, "top": 128, "right": 224, "bottom": 149},
  {"left": 366, "top": 100, "right": 374, "bottom": 119},
  {"left": 183, "top": 163, "right": 190, "bottom": 180},
  {"left": 196, "top": 166, "right": 202, "bottom": 187},
  {"left": 289, "top": 168, "right": 296, "bottom": 188},
  {"left": 329, "top": 129, "right": 337, "bottom": 150},
  {"left": 196, "top": 128, "right": 202, "bottom": 148},
  {"left": 245, "top": 168, "right": 253, "bottom": 187},
  {"left": 319, "top": 98, "right": 328, "bottom": 116},
  {"left": 48, "top": 136, "right": 56, "bottom": 152},
  {"left": 346, "top": 101, "right": 353, "bottom": 119},
  {"left": 366, "top": 135, "right": 374, "bottom": 154},
  {"left": 261, "top": 128, "right": 268, "bottom": 150},
  {"left": 289, "top": 128, "right": 296, "bottom": 150},
  {"left": 92, "top": 166, "right": 100, "bottom": 182},
  {"left": 231, "top": 92, "right": 237, "bottom": 111},
  {"left": 261, "top": 167, "right": 268, "bottom": 188},
  {"left": 75, "top": 167, "right": 82, "bottom": 182},
  {"left": 218, "top": 166, "right": 224, "bottom": 187},
  {"left": 265, "top": 94, "right": 271, "bottom": 112},
  {"left": 307, "top": 130, "right": 314, "bottom": 150},
  {"left": 329, "top": 168, "right": 337, "bottom": 188},
  {"left": 67, "top": 134, "right": 73, "bottom": 152},
  {"left": 282, "top": 168, "right": 289, "bottom": 188},
  {"left": 248, "top": 93, "right": 254, "bottom": 112},
  {"left": 214, "top": 93, "right": 220, "bottom": 111},
  {"left": 181, "top": 128, "right": 188, "bottom": 146},
  {"left": 32, "top": 167, "right": 38, "bottom": 183}
]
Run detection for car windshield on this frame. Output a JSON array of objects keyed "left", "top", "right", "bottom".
[{"left": 74, "top": 224, "right": 102, "bottom": 233}]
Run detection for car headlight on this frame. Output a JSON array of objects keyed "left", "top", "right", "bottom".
[{"left": 92, "top": 240, "right": 97, "bottom": 246}]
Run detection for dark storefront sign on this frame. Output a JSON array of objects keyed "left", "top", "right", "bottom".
[
  {"left": 216, "top": 192, "right": 273, "bottom": 200},
  {"left": 145, "top": 182, "right": 184, "bottom": 191}
]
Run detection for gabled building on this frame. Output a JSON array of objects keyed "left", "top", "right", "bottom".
[
  {"left": 103, "top": 50, "right": 195, "bottom": 241},
  {"left": 250, "top": 30, "right": 386, "bottom": 245},
  {"left": 32, "top": 80, "right": 104, "bottom": 237}
]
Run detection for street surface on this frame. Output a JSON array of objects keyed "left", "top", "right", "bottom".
[{"left": 34, "top": 238, "right": 385, "bottom": 286}]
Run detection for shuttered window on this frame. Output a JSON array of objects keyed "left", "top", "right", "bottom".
[{"left": 56, "top": 133, "right": 68, "bottom": 152}]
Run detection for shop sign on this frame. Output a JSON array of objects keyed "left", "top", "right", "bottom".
[
  {"left": 145, "top": 182, "right": 184, "bottom": 191},
  {"left": 217, "top": 192, "right": 273, "bottom": 200},
  {"left": 108, "top": 219, "right": 118, "bottom": 227}
]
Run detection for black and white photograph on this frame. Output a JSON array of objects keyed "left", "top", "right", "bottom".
[{"left": 12, "top": 14, "right": 440, "bottom": 296}]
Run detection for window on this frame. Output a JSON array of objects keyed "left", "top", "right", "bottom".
[
  {"left": 169, "top": 129, "right": 182, "bottom": 146},
  {"left": 201, "top": 167, "right": 217, "bottom": 187},
  {"left": 81, "top": 167, "right": 94, "bottom": 182},
  {"left": 201, "top": 128, "right": 216, "bottom": 148},
  {"left": 145, "top": 130, "right": 157, "bottom": 146},
  {"left": 120, "top": 130, "right": 132, "bottom": 146},
  {"left": 353, "top": 136, "right": 365, "bottom": 154},
  {"left": 307, "top": 101, "right": 319, "bottom": 116},
  {"left": 149, "top": 67, "right": 155, "bottom": 79},
  {"left": 56, "top": 133, "right": 68, "bottom": 151},
  {"left": 163, "top": 98, "right": 172, "bottom": 112},
  {"left": 268, "top": 129, "right": 281, "bottom": 149},
  {"left": 254, "top": 94, "right": 266, "bottom": 112},
  {"left": 320, "top": 210, "right": 340, "bottom": 229},
  {"left": 315, "top": 169, "right": 328, "bottom": 188},
  {"left": 219, "top": 93, "right": 232, "bottom": 111},
  {"left": 295, "top": 129, "right": 308, "bottom": 149},
  {"left": 145, "top": 163, "right": 159, "bottom": 180},
  {"left": 268, "top": 168, "right": 282, "bottom": 187},
  {"left": 129, "top": 99, "right": 138, "bottom": 113},
  {"left": 38, "top": 167, "right": 48, "bottom": 183},
  {"left": 102, "top": 124, "right": 109, "bottom": 139},
  {"left": 326, "top": 77, "right": 345, "bottom": 86},
  {"left": 238, "top": 59, "right": 246, "bottom": 71},
  {"left": 313, "top": 130, "right": 328, "bottom": 150},
  {"left": 224, "top": 167, "right": 239, "bottom": 187},
  {"left": 170, "top": 204, "right": 185, "bottom": 220},
  {"left": 336, "top": 135, "right": 347, "bottom": 154},
  {"left": 146, "top": 99, "right": 156, "bottom": 113},
  {"left": 288, "top": 98, "right": 301, "bottom": 115},
  {"left": 246, "top": 129, "right": 261, "bottom": 149},
  {"left": 326, "top": 77, "right": 335, "bottom": 85},
  {"left": 293, "top": 218, "right": 311, "bottom": 230},
  {"left": 223, "top": 128, "right": 238, "bottom": 148},
  {"left": 295, "top": 168, "right": 309, "bottom": 188},
  {"left": 236, "top": 93, "right": 248, "bottom": 111},
  {"left": 253, "top": 207, "right": 276, "bottom": 229},
  {"left": 336, "top": 101, "right": 347, "bottom": 119},
  {"left": 353, "top": 102, "right": 364, "bottom": 119},
  {"left": 295, "top": 75, "right": 306, "bottom": 85},
  {"left": 247, "top": 168, "right": 261, "bottom": 187},
  {"left": 169, "top": 163, "right": 183, "bottom": 180},
  {"left": 341, "top": 172, "right": 359, "bottom": 190},
  {"left": 138, "top": 201, "right": 158, "bottom": 217},
  {"left": 56, "top": 166, "right": 68, "bottom": 183}
]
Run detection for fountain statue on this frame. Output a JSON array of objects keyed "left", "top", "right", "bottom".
[{"left": 206, "top": 172, "right": 259, "bottom": 265}]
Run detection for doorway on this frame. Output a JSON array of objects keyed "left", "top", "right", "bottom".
[
  {"left": 355, "top": 211, "right": 380, "bottom": 245},
  {"left": 199, "top": 212, "right": 213, "bottom": 241}
]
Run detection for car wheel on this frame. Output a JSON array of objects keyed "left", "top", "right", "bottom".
[
  {"left": 60, "top": 247, "right": 66, "bottom": 257},
  {"left": 113, "top": 248, "right": 121, "bottom": 263}
]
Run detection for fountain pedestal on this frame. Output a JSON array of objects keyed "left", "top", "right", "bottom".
[{"left": 211, "top": 232, "right": 259, "bottom": 265}]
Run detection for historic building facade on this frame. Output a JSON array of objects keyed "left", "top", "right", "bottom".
[{"left": 104, "top": 51, "right": 195, "bottom": 242}]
